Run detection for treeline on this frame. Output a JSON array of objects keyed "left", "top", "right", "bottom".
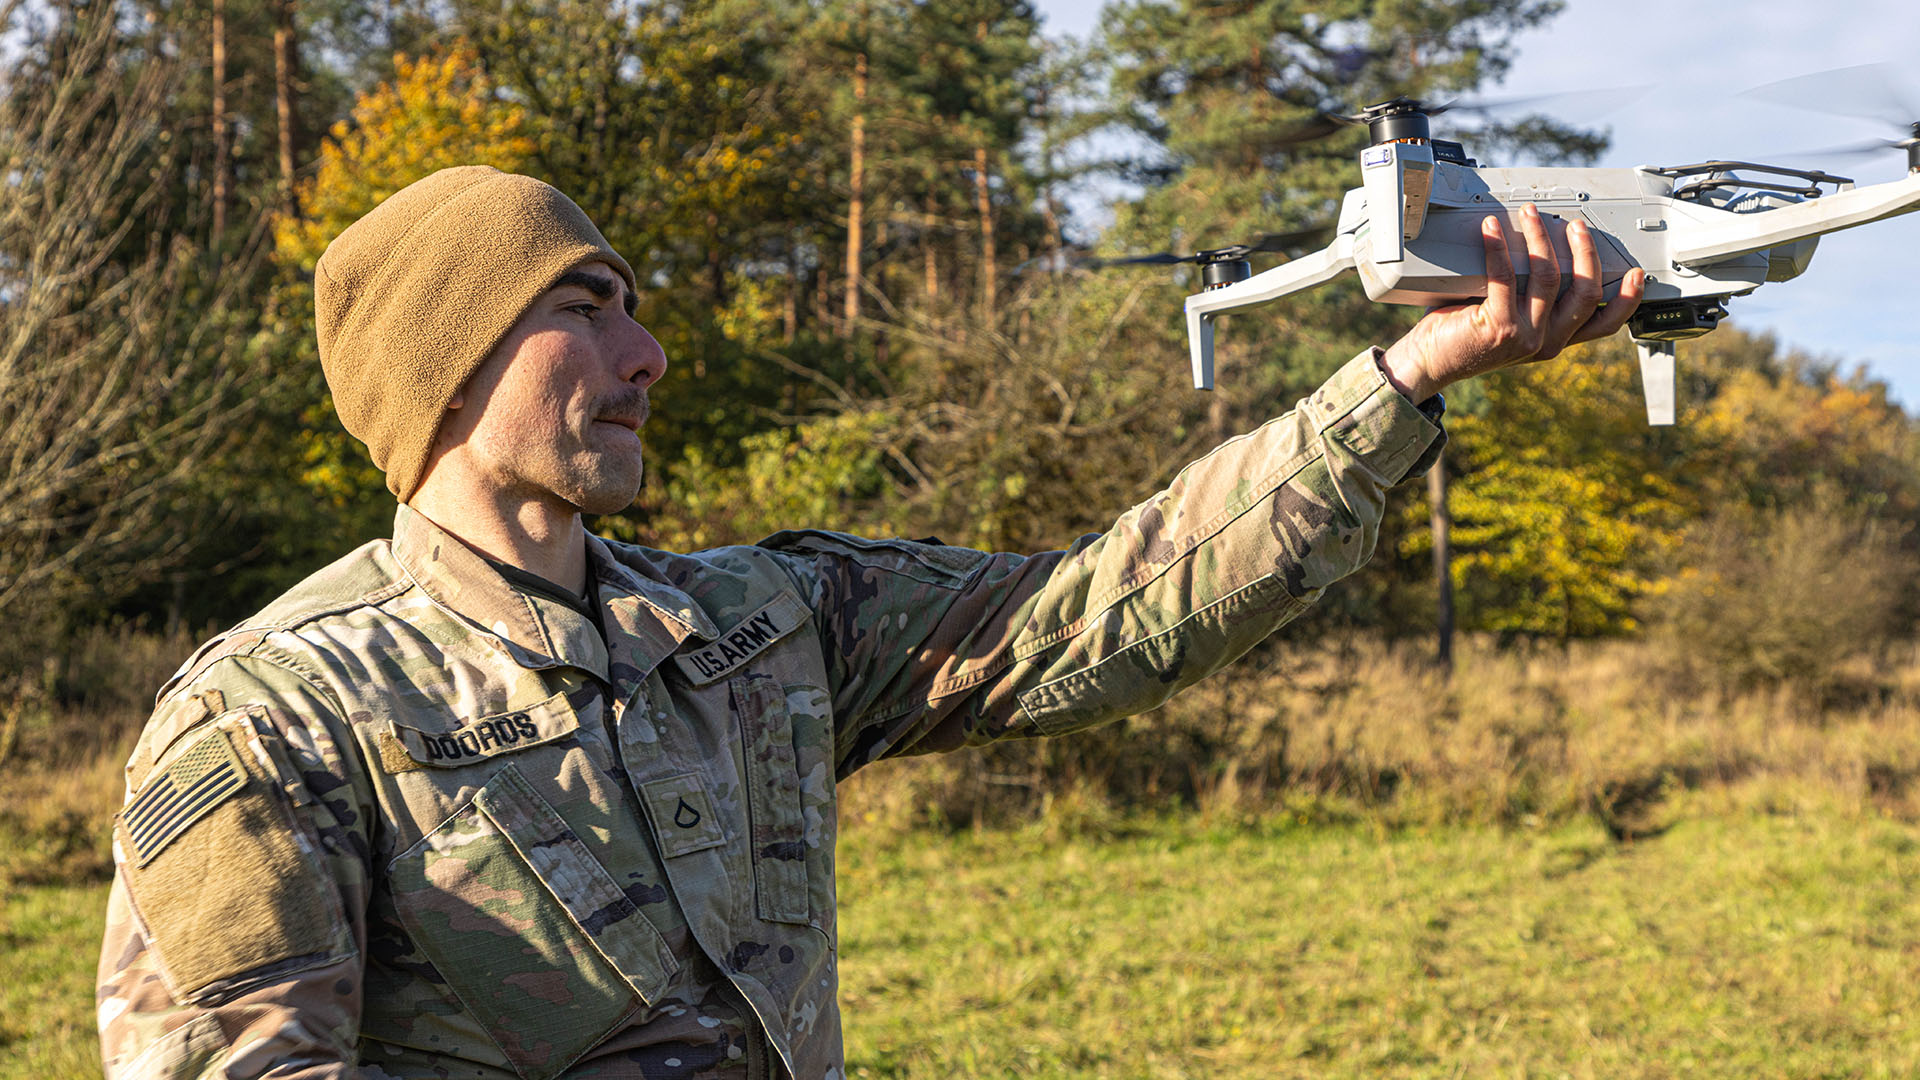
[{"left": 3, "top": 0, "right": 1917, "bottom": 702}]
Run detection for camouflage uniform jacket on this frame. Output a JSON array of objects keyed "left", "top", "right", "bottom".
[{"left": 97, "top": 350, "right": 1442, "bottom": 1079}]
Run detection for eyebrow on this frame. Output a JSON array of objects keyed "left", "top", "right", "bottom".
[{"left": 552, "top": 269, "right": 636, "bottom": 316}]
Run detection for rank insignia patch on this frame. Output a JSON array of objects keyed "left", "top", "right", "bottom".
[{"left": 123, "top": 729, "right": 247, "bottom": 867}]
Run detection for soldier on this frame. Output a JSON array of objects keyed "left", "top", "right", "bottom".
[{"left": 97, "top": 165, "right": 1642, "bottom": 1079}]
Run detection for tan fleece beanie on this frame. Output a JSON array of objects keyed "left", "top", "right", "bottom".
[{"left": 314, "top": 165, "right": 637, "bottom": 501}]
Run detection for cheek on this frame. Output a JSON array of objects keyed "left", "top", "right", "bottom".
[{"left": 471, "top": 369, "right": 578, "bottom": 456}]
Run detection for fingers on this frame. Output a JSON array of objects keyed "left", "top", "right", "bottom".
[
  {"left": 1568, "top": 266, "right": 1647, "bottom": 345},
  {"left": 1517, "top": 204, "right": 1559, "bottom": 337},
  {"left": 1538, "top": 218, "right": 1605, "bottom": 359},
  {"left": 1481, "top": 215, "right": 1517, "bottom": 321}
]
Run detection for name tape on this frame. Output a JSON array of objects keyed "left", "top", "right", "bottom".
[{"left": 390, "top": 691, "right": 581, "bottom": 767}]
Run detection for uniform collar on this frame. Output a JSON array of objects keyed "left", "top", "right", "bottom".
[
  {"left": 586, "top": 532, "right": 720, "bottom": 683},
  {"left": 390, "top": 504, "right": 715, "bottom": 683}
]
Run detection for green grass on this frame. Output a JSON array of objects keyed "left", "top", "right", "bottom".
[
  {"left": 836, "top": 808, "right": 1920, "bottom": 1079},
  {"left": 0, "top": 883, "right": 109, "bottom": 1079},
  {"left": 6, "top": 808, "right": 1917, "bottom": 1078}
]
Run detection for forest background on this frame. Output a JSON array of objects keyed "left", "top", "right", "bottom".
[{"left": 5, "top": 0, "right": 1920, "bottom": 1074}]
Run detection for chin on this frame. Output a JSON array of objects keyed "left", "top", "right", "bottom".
[{"left": 570, "top": 459, "right": 645, "bottom": 517}]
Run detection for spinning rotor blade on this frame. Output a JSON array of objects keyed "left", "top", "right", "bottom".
[
  {"left": 1773, "top": 136, "right": 1912, "bottom": 163},
  {"left": 1329, "top": 86, "right": 1650, "bottom": 129},
  {"left": 1082, "top": 252, "right": 1190, "bottom": 268},
  {"left": 1742, "top": 62, "right": 1920, "bottom": 131},
  {"left": 1059, "top": 226, "right": 1335, "bottom": 273}
]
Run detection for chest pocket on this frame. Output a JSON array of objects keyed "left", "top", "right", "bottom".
[
  {"left": 388, "top": 765, "right": 678, "bottom": 1080},
  {"left": 732, "top": 673, "right": 811, "bottom": 925}
]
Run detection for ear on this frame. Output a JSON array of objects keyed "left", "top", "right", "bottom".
[{"left": 447, "top": 390, "right": 465, "bottom": 410}]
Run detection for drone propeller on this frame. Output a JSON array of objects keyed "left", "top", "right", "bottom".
[
  {"left": 1745, "top": 64, "right": 1920, "bottom": 170},
  {"left": 1742, "top": 62, "right": 1920, "bottom": 131},
  {"left": 1775, "top": 130, "right": 1920, "bottom": 163},
  {"left": 1326, "top": 92, "right": 1572, "bottom": 127},
  {"left": 1321, "top": 87, "right": 1652, "bottom": 146},
  {"left": 1021, "top": 224, "right": 1336, "bottom": 274},
  {"left": 1079, "top": 226, "right": 1333, "bottom": 270}
]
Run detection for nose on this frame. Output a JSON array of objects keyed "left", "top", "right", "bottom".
[{"left": 616, "top": 310, "right": 668, "bottom": 389}]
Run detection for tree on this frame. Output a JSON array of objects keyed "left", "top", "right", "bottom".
[
  {"left": 0, "top": 0, "right": 267, "bottom": 653},
  {"left": 266, "top": 47, "right": 536, "bottom": 536},
  {"left": 1402, "top": 338, "right": 1692, "bottom": 641}
]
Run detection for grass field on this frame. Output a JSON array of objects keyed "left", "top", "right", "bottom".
[
  {"left": 7, "top": 798, "right": 1916, "bottom": 1078},
  {"left": 833, "top": 803, "right": 1920, "bottom": 1079}
]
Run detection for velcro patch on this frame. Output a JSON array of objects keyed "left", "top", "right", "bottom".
[
  {"left": 639, "top": 773, "right": 728, "bottom": 857},
  {"left": 671, "top": 591, "right": 808, "bottom": 685},
  {"left": 124, "top": 729, "right": 247, "bottom": 867},
  {"left": 388, "top": 690, "right": 582, "bottom": 767}
]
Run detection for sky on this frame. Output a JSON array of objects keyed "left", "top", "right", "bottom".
[{"left": 1029, "top": 0, "right": 1920, "bottom": 405}]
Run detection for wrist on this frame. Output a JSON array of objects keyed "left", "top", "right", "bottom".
[{"left": 1376, "top": 341, "right": 1443, "bottom": 404}]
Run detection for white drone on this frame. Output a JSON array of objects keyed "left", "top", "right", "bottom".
[{"left": 1174, "top": 95, "right": 1920, "bottom": 424}]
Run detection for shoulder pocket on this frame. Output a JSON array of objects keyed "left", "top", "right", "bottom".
[
  {"left": 116, "top": 707, "right": 352, "bottom": 1005},
  {"left": 388, "top": 764, "right": 678, "bottom": 1080}
]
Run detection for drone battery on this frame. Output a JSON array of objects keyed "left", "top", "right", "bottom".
[
  {"left": 1628, "top": 300, "right": 1727, "bottom": 342},
  {"left": 1354, "top": 203, "right": 1636, "bottom": 307}
]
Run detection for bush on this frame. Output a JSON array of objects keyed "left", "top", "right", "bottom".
[{"left": 1656, "top": 491, "right": 1914, "bottom": 697}]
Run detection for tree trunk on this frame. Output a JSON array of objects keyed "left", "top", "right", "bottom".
[
  {"left": 783, "top": 252, "right": 798, "bottom": 343},
  {"left": 211, "top": 0, "right": 229, "bottom": 244},
  {"left": 273, "top": 0, "right": 300, "bottom": 218},
  {"left": 1429, "top": 450, "right": 1454, "bottom": 673},
  {"left": 922, "top": 184, "right": 939, "bottom": 301},
  {"left": 812, "top": 259, "right": 829, "bottom": 329},
  {"left": 706, "top": 210, "right": 726, "bottom": 308},
  {"left": 974, "top": 144, "right": 995, "bottom": 320},
  {"left": 843, "top": 47, "right": 867, "bottom": 336}
]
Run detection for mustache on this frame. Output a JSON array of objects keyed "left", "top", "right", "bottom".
[{"left": 598, "top": 388, "right": 650, "bottom": 428}]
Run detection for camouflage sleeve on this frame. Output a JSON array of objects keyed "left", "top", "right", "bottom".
[
  {"left": 760, "top": 348, "right": 1444, "bottom": 776},
  {"left": 97, "top": 650, "right": 375, "bottom": 1079}
]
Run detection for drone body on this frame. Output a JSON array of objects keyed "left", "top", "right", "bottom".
[{"left": 1182, "top": 100, "right": 1920, "bottom": 424}]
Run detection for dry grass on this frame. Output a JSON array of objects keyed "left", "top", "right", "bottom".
[
  {"left": 844, "top": 633, "right": 1920, "bottom": 835},
  {"left": 0, "top": 745, "right": 128, "bottom": 888},
  {"left": 12, "top": 628, "right": 1920, "bottom": 891}
]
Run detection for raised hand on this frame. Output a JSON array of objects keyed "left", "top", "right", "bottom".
[{"left": 1379, "top": 202, "right": 1646, "bottom": 402}]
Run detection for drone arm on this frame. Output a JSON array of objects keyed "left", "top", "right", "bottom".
[
  {"left": 1669, "top": 172, "right": 1920, "bottom": 265},
  {"left": 1184, "top": 235, "right": 1357, "bottom": 389}
]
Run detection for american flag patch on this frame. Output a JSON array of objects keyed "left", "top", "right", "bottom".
[{"left": 124, "top": 729, "right": 247, "bottom": 867}]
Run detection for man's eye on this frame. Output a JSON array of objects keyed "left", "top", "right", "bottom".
[{"left": 569, "top": 304, "right": 599, "bottom": 320}]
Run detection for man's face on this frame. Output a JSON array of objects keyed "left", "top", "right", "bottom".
[{"left": 431, "top": 260, "right": 667, "bottom": 516}]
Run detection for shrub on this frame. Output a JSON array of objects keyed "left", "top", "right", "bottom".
[{"left": 1656, "top": 490, "right": 1914, "bottom": 697}]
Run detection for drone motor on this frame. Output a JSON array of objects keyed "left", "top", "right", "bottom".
[
  {"left": 1200, "top": 257, "right": 1252, "bottom": 291},
  {"left": 1362, "top": 98, "right": 1432, "bottom": 145}
]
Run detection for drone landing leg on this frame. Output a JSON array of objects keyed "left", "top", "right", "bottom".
[
  {"left": 1186, "top": 308, "right": 1216, "bottom": 390},
  {"left": 1634, "top": 339, "right": 1676, "bottom": 426}
]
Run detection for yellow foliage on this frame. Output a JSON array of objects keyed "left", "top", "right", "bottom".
[
  {"left": 1406, "top": 340, "right": 1690, "bottom": 640},
  {"left": 274, "top": 48, "right": 536, "bottom": 271},
  {"left": 271, "top": 48, "right": 536, "bottom": 507}
]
